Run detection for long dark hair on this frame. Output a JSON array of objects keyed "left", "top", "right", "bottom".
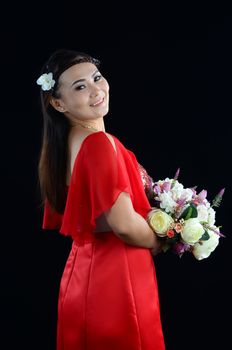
[{"left": 37, "top": 49, "right": 100, "bottom": 214}]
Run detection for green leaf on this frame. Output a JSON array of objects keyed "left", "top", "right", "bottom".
[
  {"left": 181, "top": 204, "right": 198, "bottom": 220},
  {"left": 200, "top": 231, "right": 210, "bottom": 241}
]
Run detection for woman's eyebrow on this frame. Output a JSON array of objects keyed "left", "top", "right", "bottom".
[{"left": 71, "top": 69, "right": 99, "bottom": 86}]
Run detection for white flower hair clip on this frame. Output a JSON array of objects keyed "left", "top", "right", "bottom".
[{"left": 36, "top": 72, "right": 55, "bottom": 91}]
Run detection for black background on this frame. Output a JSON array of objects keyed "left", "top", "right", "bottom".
[{"left": 1, "top": 1, "right": 231, "bottom": 349}]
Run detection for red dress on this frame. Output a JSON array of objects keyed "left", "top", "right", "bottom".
[{"left": 42, "top": 131, "right": 165, "bottom": 350}]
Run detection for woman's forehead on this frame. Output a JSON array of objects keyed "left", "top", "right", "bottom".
[{"left": 59, "top": 62, "right": 98, "bottom": 86}]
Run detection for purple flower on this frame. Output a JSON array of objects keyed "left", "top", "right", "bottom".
[
  {"left": 190, "top": 187, "right": 197, "bottom": 197},
  {"left": 176, "top": 198, "right": 186, "bottom": 207},
  {"left": 198, "top": 190, "right": 207, "bottom": 201},
  {"left": 192, "top": 189, "right": 207, "bottom": 205},
  {"left": 218, "top": 188, "right": 225, "bottom": 197},
  {"left": 172, "top": 242, "right": 190, "bottom": 256},
  {"left": 174, "top": 168, "right": 180, "bottom": 180},
  {"left": 162, "top": 181, "right": 171, "bottom": 192},
  {"left": 153, "top": 185, "right": 161, "bottom": 195}
]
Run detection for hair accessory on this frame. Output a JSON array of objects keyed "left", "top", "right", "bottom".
[{"left": 36, "top": 72, "right": 55, "bottom": 91}]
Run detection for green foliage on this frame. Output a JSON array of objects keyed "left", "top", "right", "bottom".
[
  {"left": 200, "top": 231, "right": 210, "bottom": 241},
  {"left": 212, "top": 194, "right": 223, "bottom": 208},
  {"left": 180, "top": 204, "right": 198, "bottom": 220}
]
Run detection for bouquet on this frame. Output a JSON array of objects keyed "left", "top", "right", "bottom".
[{"left": 145, "top": 168, "right": 225, "bottom": 260}]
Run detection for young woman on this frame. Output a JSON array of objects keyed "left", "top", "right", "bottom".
[{"left": 37, "top": 48, "right": 165, "bottom": 350}]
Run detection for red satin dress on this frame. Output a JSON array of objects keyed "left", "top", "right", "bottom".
[{"left": 42, "top": 131, "right": 165, "bottom": 350}]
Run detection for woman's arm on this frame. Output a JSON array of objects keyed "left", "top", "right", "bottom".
[{"left": 104, "top": 192, "right": 162, "bottom": 253}]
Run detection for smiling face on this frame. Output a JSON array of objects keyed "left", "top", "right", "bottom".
[{"left": 51, "top": 62, "right": 109, "bottom": 124}]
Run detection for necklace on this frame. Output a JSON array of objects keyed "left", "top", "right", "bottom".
[{"left": 74, "top": 121, "right": 101, "bottom": 132}]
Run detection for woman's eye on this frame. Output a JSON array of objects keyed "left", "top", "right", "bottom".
[
  {"left": 75, "top": 85, "right": 85, "bottom": 90},
  {"left": 94, "top": 75, "right": 102, "bottom": 81},
  {"left": 74, "top": 75, "right": 102, "bottom": 91}
]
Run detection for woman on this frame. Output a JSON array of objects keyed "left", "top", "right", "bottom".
[{"left": 37, "top": 49, "right": 165, "bottom": 350}]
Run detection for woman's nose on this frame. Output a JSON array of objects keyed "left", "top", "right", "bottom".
[{"left": 90, "top": 84, "right": 101, "bottom": 97}]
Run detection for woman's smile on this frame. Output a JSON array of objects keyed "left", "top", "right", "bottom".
[{"left": 90, "top": 97, "right": 105, "bottom": 107}]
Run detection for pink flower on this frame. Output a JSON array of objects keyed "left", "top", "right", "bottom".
[
  {"left": 161, "top": 181, "right": 171, "bottom": 192},
  {"left": 218, "top": 188, "right": 225, "bottom": 197},
  {"left": 175, "top": 222, "right": 183, "bottom": 233},
  {"left": 192, "top": 190, "right": 207, "bottom": 205},
  {"left": 174, "top": 168, "right": 180, "bottom": 180},
  {"left": 153, "top": 185, "right": 161, "bottom": 194},
  {"left": 176, "top": 198, "right": 186, "bottom": 207}
]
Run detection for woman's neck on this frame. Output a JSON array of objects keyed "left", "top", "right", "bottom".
[{"left": 70, "top": 118, "right": 105, "bottom": 132}]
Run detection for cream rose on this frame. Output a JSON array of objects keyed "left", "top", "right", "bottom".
[
  {"left": 147, "top": 209, "right": 174, "bottom": 237},
  {"left": 181, "top": 218, "right": 205, "bottom": 245},
  {"left": 192, "top": 229, "right": 220, "bottom": 260},
  {"left": 197, "top": 204, "right": 209, "bottom": 222},
  {"left": 207, "top": 207, "right": 216, "bottom": 226}
]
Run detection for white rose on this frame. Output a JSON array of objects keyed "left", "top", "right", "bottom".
[
  {"left": 207, "top": 207, "right": 216, "bottom": 226},
  {"left": 159, "top": 192, "right": 177, "bottom": 214},
  {"left": 171, "top": 181, "right": 184, "bottom": 201},
  {"left": 192, "top": 229, "right": 220, "bottom": 260},
  {"left": 197, "top": 204, "right": 209, "bottom": 222},
  {"left": 147, "top": 209, "right": 174, "bottom": 237},
  {"left": 157, "top": 178, "right": 171, "bottom": 186},
  {"left": 164, "top": 177, "right": 172, "bottom": 183},
  {"left": 181, "top": 218, "right": 205, "bottom": 245},
  {"left": 180, "top": 188, "right": 194, "bottom": 202}
]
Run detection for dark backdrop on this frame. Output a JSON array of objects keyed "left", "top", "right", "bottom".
[{"left": 1, "top": 1, "right": 231, "bottom": 349}]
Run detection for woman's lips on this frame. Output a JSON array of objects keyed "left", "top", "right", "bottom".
[{"left": 91, "top": 98, "right": 104, "bottom": 107}]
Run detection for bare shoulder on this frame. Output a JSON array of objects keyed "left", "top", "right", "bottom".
[
  {"left": 69, "top": 130, "right": 92, "bottom": 154},
  {"left": 67, "top": 130, "right": 93, "bottom": 182}
]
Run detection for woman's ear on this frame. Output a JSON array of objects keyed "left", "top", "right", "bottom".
[{"left": 50, "top": 97, "right": 67, "bottom": 113}]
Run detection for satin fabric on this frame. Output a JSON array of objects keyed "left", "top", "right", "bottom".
[{"left": 42, "top": 132, "right": 165, "bottom": 349}]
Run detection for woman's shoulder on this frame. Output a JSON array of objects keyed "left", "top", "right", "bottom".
[
  {"left": 69, "top": 131, "right": 118, "bottom": 171},
  {"left": 70, "top": 130, "right": 127, "bottom": 166},
  {"left": 80, "top": 131, "right": 119, "bottom": 153},
  {"left": 69, "top": 130, "right": 111, "bottom": 155}
]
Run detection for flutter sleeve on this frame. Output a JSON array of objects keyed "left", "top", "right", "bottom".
[
  {"left": 42, "top": 198, "right": 63, "bottom": 230},
  {"left": 59, "top": 132, "right": 134, "bottom": 239}
]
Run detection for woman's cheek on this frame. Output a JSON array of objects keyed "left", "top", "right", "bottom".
[{"left": 102, "top": 78, "right": 110, "bottom": 91}]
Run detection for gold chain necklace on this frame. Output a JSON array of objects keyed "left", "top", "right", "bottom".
[{"left": 74, "top": 121, "right": 100, "bottom": 132}]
